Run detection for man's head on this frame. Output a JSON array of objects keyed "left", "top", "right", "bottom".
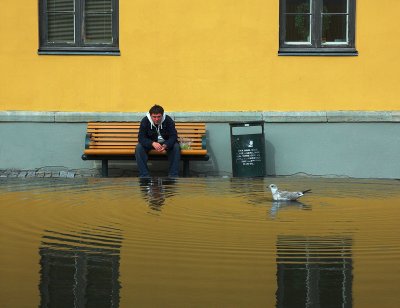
[{"left": 149, "top": 105, "right": 164, "bottom": 125}]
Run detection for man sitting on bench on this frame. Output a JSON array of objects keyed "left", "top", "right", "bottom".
[{"left": 136, "top": 104, "right": 181, "bottom": 177}]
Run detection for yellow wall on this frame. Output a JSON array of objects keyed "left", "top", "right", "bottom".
[{"left": 1, "top": 1, "right": 399, "bottom": 112}]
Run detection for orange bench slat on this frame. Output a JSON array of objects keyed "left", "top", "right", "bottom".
[{"left": 84, "top": 122, "right": 207, "bottom": 156}]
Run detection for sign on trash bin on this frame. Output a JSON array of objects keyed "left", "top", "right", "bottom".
[{"left": 230, "top": 122, "right": 265, "bottom": 177}]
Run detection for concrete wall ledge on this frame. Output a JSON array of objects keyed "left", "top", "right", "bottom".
[
  {"left": 1, "top": 110, "right": 400, "bottom": 123},
  {"left": 0, "top": 111, "right": 56, "bottom": 122}
]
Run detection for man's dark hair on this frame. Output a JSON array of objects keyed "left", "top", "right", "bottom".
[{"left": 149, "top": 104, "right": 164, "bottom": 115}]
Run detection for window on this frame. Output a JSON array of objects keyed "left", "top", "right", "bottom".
[
  {"left": 279, "top": 0, "right": 357, "bottom": 55},
  {"left": 39, "top": 0, "right": 119, "bottom": 55}
]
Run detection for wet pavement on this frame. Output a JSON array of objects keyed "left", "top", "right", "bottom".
[{"left": 0, "top": 168, "right": 100, "bottom": 178}]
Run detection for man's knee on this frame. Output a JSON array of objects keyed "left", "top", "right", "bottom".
[
  {"left": 135, "top": 143, "right": 147, "bottom": 158},
  {"left": 172, "top": 142, "right": 180, "bottom": 152},
  {"left": 169, "top": 143, "right": 181, "bottom": 156}
]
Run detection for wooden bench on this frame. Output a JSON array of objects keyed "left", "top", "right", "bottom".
[{"left": 81, "top": 122, "right": 209, "bottom": 177}]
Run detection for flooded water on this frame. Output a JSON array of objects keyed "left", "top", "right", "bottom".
[{"left": 0, "top": 177, "right": 399, "bottom": 307}]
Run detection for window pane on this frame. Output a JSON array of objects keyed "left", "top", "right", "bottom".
[
  {"left": 84, "top": 0, "right": 113, "bottom": 44},
  {"left": 286, "top": 0, "right": 311, "bottom": 13},
  {"left": 322, "top": 15, "right": 347, "bottom": 43},
  {"left": 323, "top": 0, "right": 348, "bottom": 13},
  {"left": 285, "top": 14, "right": 310, "bottom": 42},
  {"left": 47, "top": 0, "right": 74, "bottom": 12},
  {"left": 85, "top": 14, "right": 113, "bottom": 43},
  {"left": 48, "top": 13, "right": 75, "bottom": 43},
  {"left": 85, "top": 0, "right": 112, "bottom": 12}
]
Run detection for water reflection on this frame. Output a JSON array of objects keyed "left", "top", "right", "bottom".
[
  {"left": 276, "top": 235, "right": 353, "bottom": 308},
  {"left": 270, "top": 201, "right": 312, "bottom": 219},
  {"left": 139, "top": 177, "right": 177, "bottom": 211},
  {"left": 39, "top": 227, "right": 122, "bottom": 308},
  {"left": 1, "top": 177, "right": 399, "bottom": 307}
]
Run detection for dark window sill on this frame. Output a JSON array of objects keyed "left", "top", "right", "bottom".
[
  {"left": 278, "top": 48, "right": 358, "bottom": 57},
  {"left": 38, "top": 48, "right": 120, "bottom": 56}
]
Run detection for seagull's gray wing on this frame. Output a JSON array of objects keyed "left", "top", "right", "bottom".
[{"left": 278, "top": 190, "right": 303, "bottom": 200}]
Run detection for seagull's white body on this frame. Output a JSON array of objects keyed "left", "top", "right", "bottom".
[{"left": 268, "top": 184, "right": 311, "bottom": 201}]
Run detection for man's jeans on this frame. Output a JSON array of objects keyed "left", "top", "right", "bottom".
[{"left": 135, "top": 143, "right": 181, "bottom": 177}]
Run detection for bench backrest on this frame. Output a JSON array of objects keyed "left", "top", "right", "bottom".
[{"left": 84, "top": 122, "right": 207, "bottom": 156}]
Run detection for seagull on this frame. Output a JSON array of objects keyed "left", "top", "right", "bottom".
[{"left": 268, "top": 184, "right": 311, "bottom": 201}]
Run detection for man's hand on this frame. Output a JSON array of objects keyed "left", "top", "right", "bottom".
[{"left": 152, "top": 142, "right": 166, "bottom": 152}]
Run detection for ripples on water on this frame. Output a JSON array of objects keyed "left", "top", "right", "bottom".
[{"left": 0, "top": 177, "right": 399, "bottom": 307}]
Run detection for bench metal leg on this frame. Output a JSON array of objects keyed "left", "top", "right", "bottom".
[
  {"left": 183, "top": 160, "right": 189, "bottom": 177},
  {"left": 102, "top": 160, "right": 109, "bottom": 177}
]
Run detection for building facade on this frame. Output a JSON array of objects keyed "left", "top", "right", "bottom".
[{"left": 1, "top": 1, "right": 399, "bottom": 178}]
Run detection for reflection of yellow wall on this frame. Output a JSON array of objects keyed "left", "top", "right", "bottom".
[{"left": 1, "top": 1, "right": 400, "bottom": 112}]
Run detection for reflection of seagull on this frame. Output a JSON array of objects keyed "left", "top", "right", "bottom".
[
  {"left": 269, "top": 200, "right": 311, "bottom": 219},
  {"left": 268, "top": 184, "right": 311, "bottom": 201}
]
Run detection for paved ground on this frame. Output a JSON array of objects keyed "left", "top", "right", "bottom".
[
  {"left": 0, "top": 168, "right": 207, "bottom": 178},
  {"left": 0, "top": 168, "right": 102, "bottom": 178}
]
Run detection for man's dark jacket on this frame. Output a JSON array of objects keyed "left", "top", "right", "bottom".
[{"left": 138, "top": 114, "right": 178, "bottom": 150}]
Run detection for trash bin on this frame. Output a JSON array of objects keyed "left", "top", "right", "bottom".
[{"left": 230, "top": 122, "right": 265, "bottom": 177}]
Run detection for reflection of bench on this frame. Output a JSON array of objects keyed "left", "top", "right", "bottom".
[{"left": 81, "top": 122, "right": 209, "bottom": 177}]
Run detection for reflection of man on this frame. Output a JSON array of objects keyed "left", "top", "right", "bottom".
[
  {"left": 139, "top": 178, "right": 176, "bottom": 211},
  {"left": 136, "top": 105, "right": 180, "bottom": 177}
]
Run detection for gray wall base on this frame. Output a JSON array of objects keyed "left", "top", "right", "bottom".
[{"left": 1, "top": 111, "right": 399, "bottom": 179}]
